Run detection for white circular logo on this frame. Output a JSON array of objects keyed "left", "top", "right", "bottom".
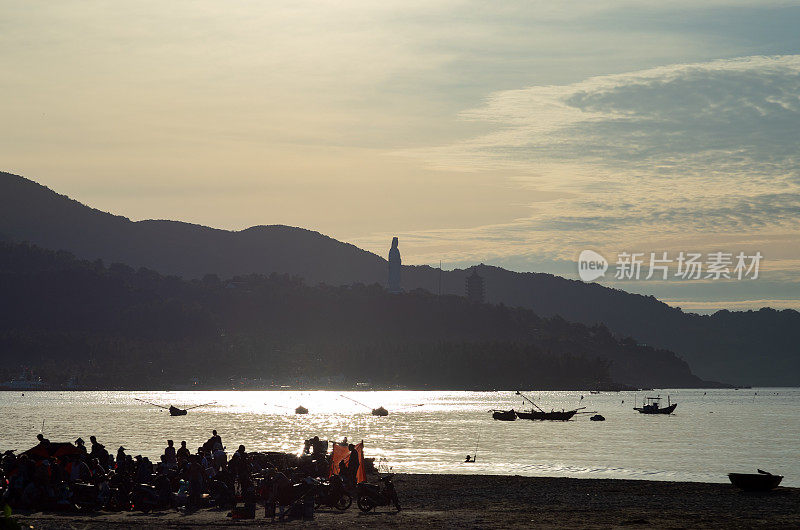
[{"left": 578, "top": 250, "right": 608, "bottom": 282}]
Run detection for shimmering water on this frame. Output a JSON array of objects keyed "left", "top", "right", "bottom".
[{"left": 1, "top": 389, "right": 797, "bottom": 487}]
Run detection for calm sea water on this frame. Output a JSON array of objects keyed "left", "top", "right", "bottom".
[{"left": 1, "top": 389, "right": 797, "bottom": 487}]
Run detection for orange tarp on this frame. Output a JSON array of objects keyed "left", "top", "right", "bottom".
[{"left": 329, "top": 441, "right": 366, "bottom": 484}]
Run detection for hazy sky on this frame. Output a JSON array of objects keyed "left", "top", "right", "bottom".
[{"left": 2, "top": 1, "right": 799, "bottom": 312}]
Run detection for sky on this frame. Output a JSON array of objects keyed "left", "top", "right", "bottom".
[{"left": 2, "top": 1, "right": 799, "bottom": 312}]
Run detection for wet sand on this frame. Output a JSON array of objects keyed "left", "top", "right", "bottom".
[{"left": 15, "top": 473, "right": 800, "bottom": 529}]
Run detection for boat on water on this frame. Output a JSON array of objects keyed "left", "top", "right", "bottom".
[
  {"left": 490, "top": 409, "right": 517, "bottom": 421},
  {"left": 340, "top": 394, "right": 389, "bottom": 416},
  {"left": 135, "top": 398, "right": 215, "bottom": 416},
  {"left": 516, "top": 409, "right": 578, "bottom": 421},
  {"left": 514, "top": 391, "right": 586, "bottom": 421},
  {"left": 295, "top": 405, "right": 309, "bottom": 415},
  {"left": 728, "top": 470, "right": 783, "bottom": 491},
  {"left": 634, "top": 395, "right": 677, "bottom": 415}
]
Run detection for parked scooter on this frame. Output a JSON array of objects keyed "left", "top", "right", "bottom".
[
  {"left": 70, "top": 482, "right": 94, "bottom": 510},
  {"left": 270, "top": 477, "right": 317, "bottom": 521},
  {"left": 314, "top": 474, "right": 352, "bottom": 511},
  {"left": 356, "top": 474, "right": 400, "bottom": 512},
  {"left": 130, "top": 483, "right": 164, "bottom": 512}
]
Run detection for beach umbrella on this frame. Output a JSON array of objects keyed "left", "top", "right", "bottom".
[
  {"left": 52, "top": 443, "right": 81, "bottom": 457},
  {"left": 22, "top": 442, "right": 80, "bottom": 460},
  {"left": 22, "top": 445, "right": 50, "bottom": 459}
]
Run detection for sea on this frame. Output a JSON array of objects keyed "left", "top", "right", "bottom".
[{"left": 1, "top": 389, "right": 798, "bottom": 487}]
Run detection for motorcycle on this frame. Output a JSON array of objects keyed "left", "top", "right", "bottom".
[
  {"left": 130, "top": 483, "right": 164, "bottom": 512},
  {"left": 72, "top": 482, "right": 102, "bottom": 512},
  {"left": 356, "top": 474, "right": 400, "bottom": 512},
  {"left": 314, "top": 474, "right": 352, "bottom": 511}
]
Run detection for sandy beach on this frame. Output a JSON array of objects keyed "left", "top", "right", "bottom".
[{"left": 13, "top": 473, "right": 799, "bottom": 529}]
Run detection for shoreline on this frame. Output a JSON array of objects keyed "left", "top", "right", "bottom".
[
  {"left": 13, "top": 473, "right": 799, "bottom": 529},
  {"left": 4, "top": 384, "right": 753, "bottom": 391}
]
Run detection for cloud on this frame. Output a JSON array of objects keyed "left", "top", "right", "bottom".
[
  {"left": 427, "top": 55, "right": 800, "bottom": 168},
  {"left": 400, "top": 55, "right": 800, "bottom": 249},
  {"left": 364, "top": 55, "right": 800, "bottom": 311}
]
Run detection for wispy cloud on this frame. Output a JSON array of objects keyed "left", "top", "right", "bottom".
[
  {"left": 3, "top": 2, "right": 799, "bottom": 311},
  {"left": 439, "top": 55, "right": 800, "bottom": 162},
  {"left": 393, "top": 55, "right": 800, "bottom": 254},
  {"left": 366, "top": 56, "right": 800, "bottom": 310}
]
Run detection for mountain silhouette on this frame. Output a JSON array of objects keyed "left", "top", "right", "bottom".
[
  {"left": 0, "top": 239, "right": 716, "bottom": 390},
  {"left": 1, "top": 171, "right": 797, "bottom": 386},
  {"left": 0, "top": 172, "right": 385, "bottom": 284}
]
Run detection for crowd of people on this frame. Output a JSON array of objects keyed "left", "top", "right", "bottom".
[{"left": 1, "top": 430, "right": 368, "bottom": 520}]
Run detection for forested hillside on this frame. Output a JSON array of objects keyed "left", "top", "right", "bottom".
[
  {"left": 3, "top": 171, "right": 795, "bottom": 386},
  {"left": 0, "top": 242, "right": 716, "bottom": 390}
]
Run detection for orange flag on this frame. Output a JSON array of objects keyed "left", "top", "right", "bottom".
[{"left": 329, "top": 441, "right": 366, "bottom": 484}]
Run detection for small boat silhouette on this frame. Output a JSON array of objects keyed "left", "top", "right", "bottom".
[
  {"left": 490, "top": 409, "right": 517, "bottom": 421},
  {"left": 633, "top": 395, "right": 677, "bottom": 415},
  {"left": 135, "top": 398, "right": 215, "bottom": 416},
  {"left": 728, "top": 469, "right": 783, "bottom": 491}
]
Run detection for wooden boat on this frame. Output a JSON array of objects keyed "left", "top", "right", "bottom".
[
  {"left": 135, "top": 398, "right": 214, "bottom": 416},
  {"left": 340, "top": 394, "right": 389, "bottom": 416},
  {"left": 514, "top": 391, "right": 585, "bottom": 421},
  {"left": 728, "top": 470, "right": 783, "bottom": 491},
  {"left": 295, "top": 406, "right": 309, "bottom": 414},
  {"left": 490, "top": 409, "right": 517, "bottom": 421},
  {"left": 516, "top": 409, "right": 578, "bottom": 421},
  {"left": 634, "top": 396, "right": 677, "bottom": 415}
]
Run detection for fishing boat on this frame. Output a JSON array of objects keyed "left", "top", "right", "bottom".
[
  {"left": 490, "top": 409, "right": 517, "bottom": 421},
  {"left": 340, "top": 394, "right": 389, "bottom": 416},
  {"left": 295, "top": 406, "right": 309, "bottom": 415},
  {"left": 514, "top": 391, "right": 586, "bottom": 421},
  {"left": 135, "top": 398, "right": 215, "bottom": 416},
  {"left": 464, "top": 435, "right": 480, "bottom": 462},
  {"left": 634, "top": 395, "right": 677, "bottom": 415},
  {"left": 516, "top": 409, "right": 579, "bottom": 421},
  {"left": 728, "top": 469, "right": 783, "bottom": 491}
]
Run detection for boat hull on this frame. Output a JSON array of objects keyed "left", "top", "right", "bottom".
[
  {"left": 491, "top": 410, "right": 517, "bottom": 421},
  {"left": 517, "top": 410, "right": 578, "bottom": 421},
  {"left": 728, "top": 473, "right": 783, "bottom": 491},
  {"left": 634, "top": 403, "right": 677, "bottom": 414}
]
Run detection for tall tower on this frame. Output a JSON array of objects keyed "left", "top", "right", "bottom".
[
  {"left": 465, "top": 268, "right": 485, "bottom": 303},
  {"left": 388, "top": 236, "right": 401, "bottom": 293}
]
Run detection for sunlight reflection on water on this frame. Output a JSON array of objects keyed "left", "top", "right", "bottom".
[{"left": 1, "top": 389, "right": 798, "bottom": 487}]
